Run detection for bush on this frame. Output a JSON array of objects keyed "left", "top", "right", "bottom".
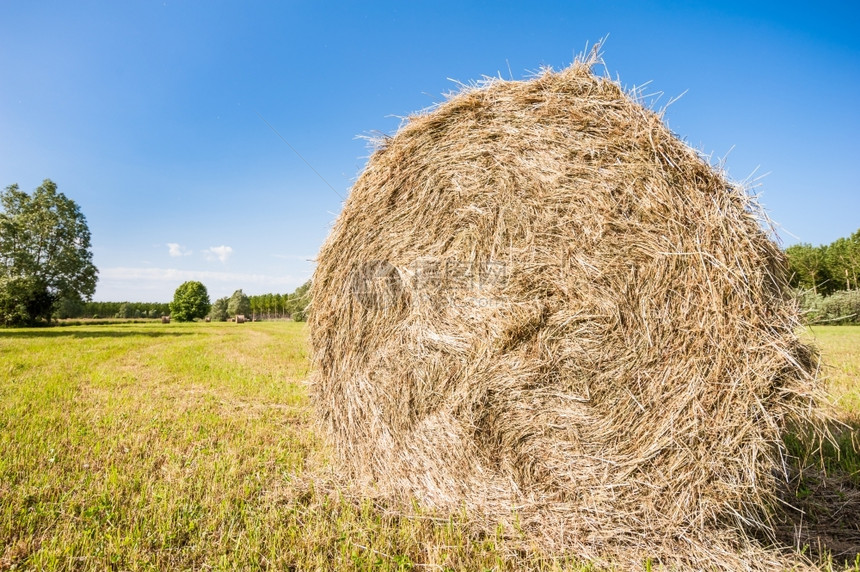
[
  {"left": 796, "top": 289, "right": 860, "bottom": 324},
  {"left": 0, "top": 276, "right": 53, "bottom": 326},
  {"left": 819, "top": 290, "right": 860, "bottom": 324}
]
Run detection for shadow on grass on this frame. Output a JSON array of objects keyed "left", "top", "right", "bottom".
[
  {"left": 0, "top": 329, "right": 198, "bottom": 339},
  {"left": 773, "top": 420, "right": 860, "bottom": 566}
]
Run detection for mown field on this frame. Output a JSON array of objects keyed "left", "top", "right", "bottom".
[
  {"left": 1, "top": 322, "right": 858, "bottom": 571},
  {"left": 808, "top": 326, "right": 860, "bottom": 420}
]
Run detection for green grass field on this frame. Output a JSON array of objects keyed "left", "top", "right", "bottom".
[
  {"left": 1, "top": 322, "right": 858, "bottom": 570},
  {"left": 809, "top": 326, "right": 860, "bottom": 420}
]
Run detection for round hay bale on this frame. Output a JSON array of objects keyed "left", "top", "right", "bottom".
[{"left": 309, "top": 59, "right": 828, "bottom": 568}]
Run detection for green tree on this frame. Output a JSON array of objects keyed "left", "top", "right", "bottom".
[
  {"left": 786, "top": 243, "right": 831, "bottom": 295},
  {"left": 275, "top": 293, "right": 284, "bottom": 318},
  {"left": 0, "top": 180, "right": 98, "bottom": 325},
  {"left": 288, "top": 281, "right": 311, "bottom": 322},
  {"left": 170, "top": 281, "right": 211, "bottom": 322},
  {"left": 249, "top": 295, "right": 259, "bottom": 321},
  {"left": 264, "top": 293, "right": 273, "bottom": 319},
  {"left": 227, "top": 289, "right": 250, "bottom": 318},
  {"left": 826, "top": 234, "right": 860, "bottom": 291},
  {"left": 55, "top": 296, "right": 85, "bottom": 319},
  {"left": 0, "top": 276, "right": 53, "bottom": 326},
  {"left": 208, "top": 296, "right": 229, "bottom": 322}
]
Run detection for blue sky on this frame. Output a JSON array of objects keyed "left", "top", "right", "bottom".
[{"left": 1, "top": 1, "right": 858, "bottom": 302}]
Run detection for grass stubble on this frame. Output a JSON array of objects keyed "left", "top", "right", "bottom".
[{"left": 0, "top": 322, "right": 857, "bottom": 570}]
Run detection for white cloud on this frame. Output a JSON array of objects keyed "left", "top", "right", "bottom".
[
  {"left": 203, "top": 245, "right": 233, "bottom": 263},
  {"left": 167, "top": 243, "right": 192, "bottom": 257},
  {"left": 101, "top": 266, "right": 298, "bottom": 285}
]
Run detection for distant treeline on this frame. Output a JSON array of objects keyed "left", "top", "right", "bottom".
[
  {"left": 248, "top": 286, "right": 310, "bottom": 321},
  {"left": 56, "top": 281, "right": 312, "bottom": 322},
  {"left": 57, "top": 300, "right": 171, "bottom": 320},
  {"left": 207, "top": 282, "right": 310, "bottom": 322}
]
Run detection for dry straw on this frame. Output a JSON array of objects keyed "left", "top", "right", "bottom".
[{"left": 309, "top": 49, "right": 832, "bottom": 569}]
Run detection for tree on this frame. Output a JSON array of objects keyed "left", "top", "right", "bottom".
[
  {"left": 288, "top": 281, "right": 311, "bottom": 322},
  {"left": 208, "top": 296, "right": 229, "bottom": 321},
  {"left": 55, "top": 296, "right": 84, "bottom": 319},
  {"left": 0, "top": 276, "right": 53, "bottom": 326},
  {"left": 227, "top": 289, "right": 250, "bottom": 318},
  {"left": 826, "top": 235, "right": 860, "bottom": 291},
  {"left": 249, "top": 295, "right": 259, "bottom": 321},
  {"left": 0, "top": 180, "right": 98, "bottom": 325},
  {"left": 264, "top": 293, "right": 273, "bottom": 319},
  {"left": 170, "top": 281, "right": 211, "bottom": 322},
  {"left": 786, "top": 243, "right": 831, "bottom": 295}
]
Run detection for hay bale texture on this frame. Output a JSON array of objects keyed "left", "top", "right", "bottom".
[{"left": 309, "top": 57, "right": 827, "bottom": 568}]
